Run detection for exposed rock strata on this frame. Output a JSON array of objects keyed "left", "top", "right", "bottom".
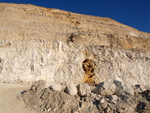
[{"left": 0, "top": 3, "right": 150, "bottom": 88}]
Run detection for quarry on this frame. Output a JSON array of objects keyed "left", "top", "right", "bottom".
[{"left": 0, "top": 3, "right": 150, "bottom": 113}]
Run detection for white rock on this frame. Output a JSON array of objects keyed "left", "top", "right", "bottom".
[
  {"left": 96, "top": 81, "right": 116, "bottom": 96},
  {"left": 0, "top": 4, "right": 150, "bottom": 90},
  {"left": 65, "top": 83, "right": 77, "bottom": 95},
  {"left": 77, "top": 83, "right": 91, "bottom": 97},
  {"left": 0, "top": 3, "right": 150, "bottom": 90},
  {"left": 111, "top": 95, "right": 118, "bottom": 101},
  {"left": 49, "top": 83, "right": 62, "bottom": 91},
  {"left": 100, "top": 102, "right": 108, "bottom": 109},
  {"left": 100, "top": 97, "right": 106, "bottom": 103},
  {"left": 111, "top": 95, "right": 118, "bottom": 103}
]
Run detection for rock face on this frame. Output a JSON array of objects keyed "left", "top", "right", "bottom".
[{"left": 0, "top": 3, "right": 150, "bottom": 88}]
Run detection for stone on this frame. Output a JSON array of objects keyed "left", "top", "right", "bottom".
[
  {"left": 89, "top": 92, "right": 102, "bottom": 101},
  {"left": 89, "top": 92, "right": 96, "bottom": 97},
  {"left": 113, "top": 80, "right": 125, "bottom": 96},
  {"left": 65, "top": 83, "right": 77, "bottom": 95},
  {"left": 77, "top": 83, "right": 91, "bottom": 97},
  {"left": 106, "top": 107, "right": 112, "bottom": 113},
  {"left": 108, "top": 103, "right": 116, "bottom": 110},
  {"left": 49, "top": 83, "right": 62, "bottom": 91},
  {"left": 94, "top": 94, "right": 101, "bottom": 101},
  {"left": 100, "top": 97, "right": 106, "bottom": 103},
  {"left": 95, "top": 81, "right": 116, "bottom": 96},
  {"left": 122, "top": 83, "right": 134, "bottom": 95},
  {"left": 111, "top": 95, "right": 118, "bottom": 102},
  {"left": 100, "top": 102, "right": 108, "bottom": 110}
]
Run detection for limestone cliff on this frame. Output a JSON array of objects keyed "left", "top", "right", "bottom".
[{"left": 0, "top": 3, "right": 150, "bottom": 88}]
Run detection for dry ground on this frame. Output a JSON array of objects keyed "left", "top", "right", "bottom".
[{"left": 0, "top": 83, "right": 37, "bottom": 113}]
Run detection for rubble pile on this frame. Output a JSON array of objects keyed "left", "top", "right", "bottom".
[{"left": 18, "top": 80, "right": 150, "bottom": 113}]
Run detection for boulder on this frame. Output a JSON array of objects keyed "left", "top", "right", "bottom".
[
  {"left": 95, "top": 81, "right": 116, "bottom": 96},
  {"left": 77, "top": 83, "right": 91, "bottom": 97},
  {"left": 65, "top": 83, "right": 77, "bottom": 95}
]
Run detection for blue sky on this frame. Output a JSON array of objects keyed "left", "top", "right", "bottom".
[{"left": 1, "top": 0, "right": 150, "bottom": 33}]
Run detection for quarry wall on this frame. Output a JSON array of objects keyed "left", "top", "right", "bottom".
[{"left": 0, "top": 3, "right": 150, "bottom": 87}]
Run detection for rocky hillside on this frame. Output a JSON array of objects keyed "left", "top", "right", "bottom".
[{"left": 0, "top": 3, "right": 150, "bottom": 89}]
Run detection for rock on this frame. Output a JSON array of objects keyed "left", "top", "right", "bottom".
[
  {"left": 80, "top": 101, "right": 93, "bottom": 109},
  {"left": 100, "top": 102, "right": 108, "bottom": 110},
  {"left": 65, "top": 83, "right": 77, "bottom": 95},
  {"left": 88, "top": 92, "right": 102, "bottom": 101},
  {"left": 113, "top": 80, "right": 125, "bottom": 96},
  {"left": 122, "top": 83, "right": 134, "bottom": 95},
  {"left": 108, "top": 103, "right": 116, "bottom": 110},
  {"left": 0, "top": 3, "right": 150, "bottom": 91},
  {"left": 111, "top": 95, "right": 118, "bottom": 103},
  {"left": 49, "top": 83, "right": 62, "bottom": 91},
  {"left": 77, "top": 83, "right": 91, "bottom": 97},
  {"left": 100, "top": 97, "right": 106, "bottom": 103},
  {"left": 132, "top": 84, "right": 147, "bottom": 93},
  {"left": 106, "top": 107, "right": 112, "bottom": 113},
  {"left": 2, "top": 3, "right": 149, "bottom": 113},
  {"left": 89, "top": 93, "right": 97, "bottom": 100},
  {"left": 95, "top": 81, "right": 116, "bottom": 96}
]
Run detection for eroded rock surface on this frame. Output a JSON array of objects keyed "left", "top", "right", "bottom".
[
  {"left": 0, "top": 3, "right": 150, "bottom": 90},
  {"left": 1, "top": 3, "right": 150, "bottom": 113}
]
